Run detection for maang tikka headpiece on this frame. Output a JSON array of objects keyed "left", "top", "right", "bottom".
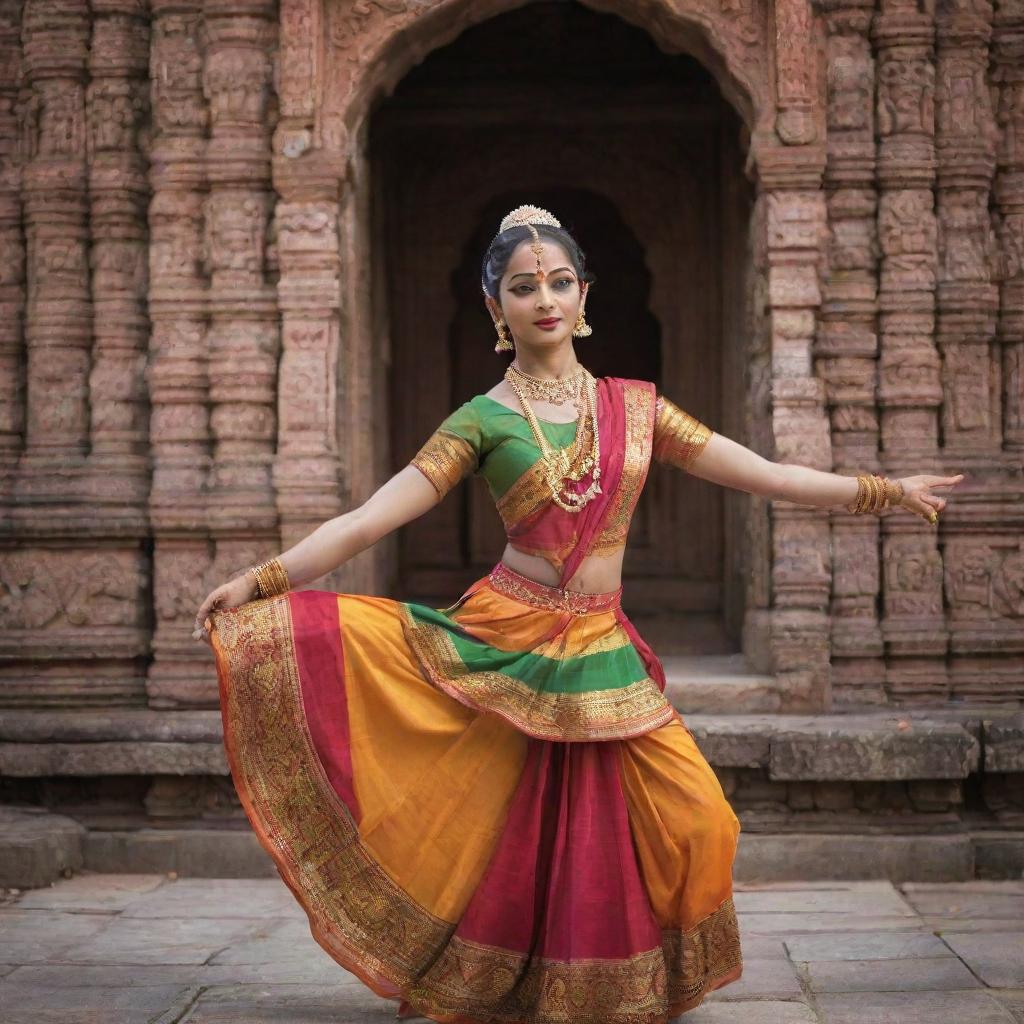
[
  {"left": 499, "top": 204, "right": 561, "bottom": 234},
  {"left": 485, "top": 204, "right": 592, "bottom": 350}
]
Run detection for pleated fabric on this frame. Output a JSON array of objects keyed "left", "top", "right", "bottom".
[{"left": 210, "top": 568, "right": 743, "bottom": 1024}]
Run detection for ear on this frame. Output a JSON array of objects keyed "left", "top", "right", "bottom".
[
  {"left": 579, "top": 281, "right": 589, "bottom": 306},
  {"left": 483, "top": 294, "right": 501, "bottom": 322}
]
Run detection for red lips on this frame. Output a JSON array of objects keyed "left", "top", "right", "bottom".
[{"left": 534, "top": 318, "right": 560, "bottom": 326}]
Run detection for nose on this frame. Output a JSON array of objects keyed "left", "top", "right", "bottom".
[{"left": 535, "top": 282, "right": 556, "bottom": 309}]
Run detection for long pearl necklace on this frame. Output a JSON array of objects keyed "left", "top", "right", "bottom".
[{"left": 504, "top": 362, "right": 602, "bottom": 512}]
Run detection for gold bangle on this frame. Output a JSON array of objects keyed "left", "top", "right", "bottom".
[
  {"left": 863, "top": 473, "right": 876, "bottom": 514},
  {"left": 248, "top": 557, "right": 290, "bottom": 598},
  {"left": 875, "top": 474, "right": 888, "bottom": 513},
  {"left": 864, "top": 473, "right": 878, "bottom": 514},
  {"left": 848, "top": 472, "right": 901, "bottom": 516},
  {"left": 847, "top": 473, "right": 867, "bottom": 515},
  {"left": 848, "top": 476, "right": 860, "bottom": 515},
  {"left": 862, "top": 473, "right": 875, "bottom": 513},
  {"left": 884, "top": 477, "right": 904, "bottom": 510}
]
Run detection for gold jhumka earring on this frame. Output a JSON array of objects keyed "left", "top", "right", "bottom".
[
  {"left": 573, "top": 306, "right": 592, "bottom": 338},
  {"left": 493, "top": 317, "right": 514, "bottom": 352}
]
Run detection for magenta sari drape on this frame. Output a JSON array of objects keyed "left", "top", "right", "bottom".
[{"left": 501, "top": 377, "right": 631, "bottom": 584}]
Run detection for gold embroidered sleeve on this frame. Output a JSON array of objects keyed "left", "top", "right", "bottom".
[
  {"left": 410, "top": 430, "right": 477, "bottom": 498},
  {"left": 652, "top": 394, "right": 713, "bottom": 472}
]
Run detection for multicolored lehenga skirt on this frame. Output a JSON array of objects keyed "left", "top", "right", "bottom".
[{"left": 210, "top": 562, "right": 743, "bottom": 1024}]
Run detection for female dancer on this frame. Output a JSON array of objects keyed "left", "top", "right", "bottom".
[{"left": 195, "top": 204, "right": 963, "bottom": 1024}]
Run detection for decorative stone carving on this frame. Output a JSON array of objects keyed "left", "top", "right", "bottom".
[
  {"left": 775, "top": 0, "right": 817, "bottom": 144},
  {"left": 86, "top": 0, "right": 151, "bottom": 495},
  {"left": 145, "top": 0, "right": 213, "bottom": 709},
  {"left": 0, "top": 0, "right": 1019, "bottom": 724},
  {"left": 19, "top": 0, "right": 92, "bottom": 482},
  {"left": 0, "top": 0, "right": 24, "bottom": 486},
  {"left": 278, "top": 0, "right": 317, "bottom": 125},
  {"left": 150, "top": 11, "right": 207, "bottom": 138},
  {"left": 204, "top": 47, "right": 272, "bottom": 129}
]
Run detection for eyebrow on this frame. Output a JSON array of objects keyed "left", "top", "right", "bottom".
[{"left": 509, "top": 267, "right": 574, "bottom": 282}]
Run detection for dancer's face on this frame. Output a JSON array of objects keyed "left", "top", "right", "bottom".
[{"left": 486, "top": 239, "right": 587, "bottom": 353}]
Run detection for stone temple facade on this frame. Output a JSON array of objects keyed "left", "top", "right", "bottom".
[{"left": 0, "top": 0, "right": 1022, "bottom": 885}]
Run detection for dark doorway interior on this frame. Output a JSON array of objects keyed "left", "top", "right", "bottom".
[{"left": 370, "top": 1, "right": 753, "bottom": 653}]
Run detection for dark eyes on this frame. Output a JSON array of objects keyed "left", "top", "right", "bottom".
[{"left": 513, "top": 278, "right": 574, "bottom": 294}]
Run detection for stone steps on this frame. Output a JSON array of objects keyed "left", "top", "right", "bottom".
[
  {"left": 1, "top": 709, "right": 1020, "bottom": 887},
  {"left": 3, "top": 819, "right": 1019, "bottom": 888},
  {"left": 662, "top": 654, "right": 784, "bottom": 713},
  {"left": 1, "top": 708, "right": 1018, "bottom": 780}
]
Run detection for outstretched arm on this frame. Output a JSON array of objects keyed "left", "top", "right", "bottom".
[
  {"left": 686, "top": 432, "right": 855, "bottom": 506},
  {"left": 271, "top": 410, "right": 478, "bottom": 589},
  {"left": 194, "top": 403, "right": 481, "bottom": 643},
  {"left": 192, "top": 466, "right": 443, "bottom": 643},
  {"left": 653, "top": 395, "right": 963, "bottom": 518},
  {"left": 262, "top": 465, "right": 442, "bottom": 590},
  {"left": 686, "top": 433, "right": 962, "bottom": 517}
]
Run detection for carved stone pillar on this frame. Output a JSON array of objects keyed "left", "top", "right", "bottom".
[
  {"left": 872, "top": 0, "right": 949, "bottom": 704},
  {"left": 198, "top": 0, "right": 280, "bottom": 697},
  {"left": 758, "top": 0, "right": 834, "bottom": 709},
  {"left": 817, "top": 0, "right": 884, "bottom": 706},
  {"left": 4, "top": 1, "right": 149, "bottom": 706},
  {"left": 935, "top": 0, "right": 1000, "bottom": 463},
  {"left": 146, "top": 0, "right": 211, "bottom": 707},
  {"left": 273, "top": 0, "right": 345, "bottom": 586},
  {"left": 941, "top": 0, "right": 1024, "bottom": 703},
  {"left": 993, "top": 2, "right": 1024, "bottom": 455},
  {"left": 18, "top": 0, "right": 92, "bottom": 493},
  {"left": 776, "top": 0, "right": 818, "bottom": 146},
  {"left": 86, "top": 0, "right": 151, "bottom": 511},
  {"left": 0, "top": 1, "right": 24, "bottom": 493},
  {"left": 762, "top": 181, "right": 834, "bottom": 711},
  {"left": 274, "top": 200, "right": 343, "bottom": 540}
]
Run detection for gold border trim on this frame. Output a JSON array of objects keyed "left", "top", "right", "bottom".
[
  {"left": 592, "top": 381, "right": 657, "bottom": 555},
  {"left": 400, "top": 605, "right": 676, "bottom": 742},
  {"left": 408, "top": 895, "right": 742, "bottom": 1024}
]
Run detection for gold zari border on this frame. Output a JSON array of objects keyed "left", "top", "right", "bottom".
[
  {"left": 407, "top": 895, "right": 742, "bottom": 1024},
  {"left": 652, "top": 396, "right": 713, "bottom": 471},
  {"left": 495, "top": 459, "right": 552, "bottom": 527},
  {"left": 211, "top": 596, "right": 455, "bottom": 991},
  {"left": 411, "top": 429, "right": 477, "bottom": 498},
  {"left": 592, "top": 382, "right": 657, "bottom": 556},
  {"left": 488, "top": 562, "right": 621, "bottom": 615},
  {"left": 400, "top": 605, "right": 675, "bottom": 742}
]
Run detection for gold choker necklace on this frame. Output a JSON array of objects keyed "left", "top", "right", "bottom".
[{"left": 505, "top": 362, "right": 587, "bottom": 406}]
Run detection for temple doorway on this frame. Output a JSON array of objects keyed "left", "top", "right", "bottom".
[{"left": 370, "top": 1, "right": 755, "bottom": 653}]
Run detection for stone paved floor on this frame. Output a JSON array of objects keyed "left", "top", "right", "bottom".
[{"left": 0, "top": 875, "right": 1022, "bottom": 1023}]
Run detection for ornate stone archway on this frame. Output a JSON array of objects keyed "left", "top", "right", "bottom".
[{"left": 270, "top": 0, "right": 834, "bottom": 708}]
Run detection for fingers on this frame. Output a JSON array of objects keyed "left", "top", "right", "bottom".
[
  {"left": 193, "top": 591, "right": 223, "bottom": 643},
  {"left": 929, "top": 474, "right": 965, "bottom": 490}
]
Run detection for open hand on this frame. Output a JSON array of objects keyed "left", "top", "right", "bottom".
[
  {"left": 898, "top": 473, "right": 965, "bottom": 523},
  {"left": 192, "top": 573, "right": 257, "bottom": 646}
]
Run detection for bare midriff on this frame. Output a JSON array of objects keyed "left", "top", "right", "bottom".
[{"left": 499, "top": 543, "right": 625, "bottom": 595}]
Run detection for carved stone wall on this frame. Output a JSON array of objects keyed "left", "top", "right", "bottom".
[{"left": 0, "top": 0, "right": 1020, "bottom": 721}]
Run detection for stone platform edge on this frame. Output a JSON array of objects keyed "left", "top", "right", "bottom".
[{"left": 1, "top": 708, "right": 1021, "bottom": 780}]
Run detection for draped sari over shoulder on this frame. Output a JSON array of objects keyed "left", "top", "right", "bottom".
[{"left": 210, "top": 376, "right": 742, "bottom": 1024}]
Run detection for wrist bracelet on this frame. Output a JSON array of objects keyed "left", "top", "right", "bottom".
[
  {"left": 846, "top": 473, "right": 904, "bottom": 516},
  {"left": 246, "top": 557, "right": 290, "bottom": 598}
]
